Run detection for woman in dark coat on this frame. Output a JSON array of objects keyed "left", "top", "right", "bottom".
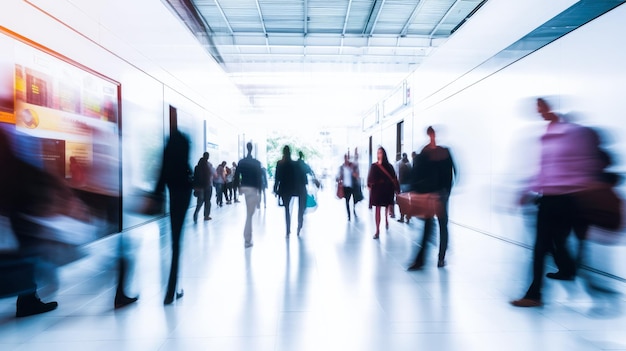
[{"left": 367, "top": 147, "right": 398, "bottom": 239}]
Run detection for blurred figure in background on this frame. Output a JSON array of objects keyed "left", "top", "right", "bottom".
[
  {"left": 234, "top": 142, "right": 263, "bottom": 248},
  {"left": 337, "top": 153, "right": 361, "bottom": 221},
  {"left": 396, "top": 152, "right": 412, "bottom": 223},
  {"left": 511, "top": 97, "right": 609, "bottom": 308},
  {"left": 224, "top": 165, "right": 234, "bottom": 204},
  {"left": 192, "top": 152, "right": 214, "bottom": 222},
  {"left": 408, "top": 126, "right": 457, "bottom": 270},
  {"left": 0, "top": 128, "right": 86, "bottom": 317},
  {"left": 232, "top": 161, "right": 240, "bottom": 203},
  {"left": 154, "top": 118, "right": 192, "bottom": 305},
  {"left": 274, "top": 145, "right": 307, "bottom": 237},
  {"left": 367, "top": 147, "right": 399, "bottom": 239},
  {"left": 214, "top": 161, "right": 226, "bottom": 207}
]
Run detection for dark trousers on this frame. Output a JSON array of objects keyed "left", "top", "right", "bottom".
[
  {"left": 343, "top": 186, "right": 355, "bottom": 218},
  {"left": 281, "top": 193, "right": 306, "bottom": 234},
  {"left": 413, "top": 192, "right": 450, "bottom": 264},
  {"left": 224, "top": 182, "right": 233, "bottom": 202},
  {"left": 214, "top": 183, "right": 224, "bottom": 205},
  {"left": 193, "top": 186, "right": 212, "bottom": 219},
  {"left": 524, "top": 194, "right": 578, "bottom": 300},
  {"left": 166, "top": 188, "right": 191, "bottom": 299}
]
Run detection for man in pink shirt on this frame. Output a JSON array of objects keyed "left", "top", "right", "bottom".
[{"left": 511, "top": 98, "right": 606, "bottom": 307}]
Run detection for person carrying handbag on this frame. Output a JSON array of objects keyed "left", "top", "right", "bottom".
[
  {"left": 407, "top": 126, "right": 457, "bottom": 270},
  {"left": 367, "top": 147, "right": 400, "bottom": 239}
]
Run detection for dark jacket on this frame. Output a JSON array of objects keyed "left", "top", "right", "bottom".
[
  {"left": 274, "top": 159, "right": 306, "bottom": 196},
  {"left": 235, "top": 155, "right": 263, "bottom": 189},
  {"left": 411, "top": 146, "right": 455, "bottom": 194},
  {"left": 156, "top": 130, "right": 192, "bottom": 193}
]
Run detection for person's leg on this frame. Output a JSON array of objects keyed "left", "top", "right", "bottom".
[
  {"left": 297, "top": 191, "right": 306, "bottom": 234},
  {"left": 115, "top": 234, "right": 138, "bottom": 308},
  {"left": 521, "top": 196, "right": 557, "bottom": 302},
  {"left": 344, "top": 187, "right": 353, "bottom": 220},
  {"left": 374, "top": 206, "right": 381, "bottom": 238},
  {"left": 242, "top": 187, "right": 258, "bottom": 247},
  {"left": 384, "top": 205, "right": 390, "bottom": 228},
  {"left": 548, "top": 195, "right": 577, "bottom": 278},
  {"left": 193, "top": 189, "right": 204, "bottom": 223},
  {"left": 409, "top": 218, "right": 433, "bottom": 270},
  {"left": 283, "top": 195, "right": 292, "bottom": 236},
  {"left": 437, "top": 195, "right": 450, "bottom": 266},
  {"left": 165, "top": 189, "right": 191, "bottom": 304},
  {"left": 203, "top": 187, "right": 212, "bottom": 219}
]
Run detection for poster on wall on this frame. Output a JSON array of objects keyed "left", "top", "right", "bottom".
[{"left": 0, "top": 27, "right": 121, "bottom": 236}]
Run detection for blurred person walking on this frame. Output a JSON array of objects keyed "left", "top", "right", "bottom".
[
  {"left": 214, "top": 161, "right": 226, "bottom": 207},
  {"left": 224, "top": 165, "right": 234, "bottom": 204},
  {"left": 407, "top": 126, "right": 457, "bottom": 270},
  {"left": 511, "top": 98, "right": 613, "bottom": 307},
  {"left": 337, "top": 153, "right": 361, "bottom": 221},
  {"left": 274, "top": 146, "right": 307, "bottom": 237},
  {"left": 232, "top": 162, "right": 240, "bottom": 203},
  {"left": 396, "top": 152, "right": 412, "bottom": 223},
  {"left": 154, "top": 117, "right": 192, "bottom": 305},
  {"left": 0, "top": 128, "right": 90, "bottom": 316},
  {"left": 192, "top": 152, "right": 215, "bottom": 222},
  {"left": 234, "top": 142, "right": 263, "bottom": 248},
  {"left": 367, "top": 147, "right": 399, "bottom": 239}
]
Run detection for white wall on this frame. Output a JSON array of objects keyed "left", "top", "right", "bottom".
[
  {"left": 372, "top": 2, "right": 626, "bottom": 279},
  {"left": 414, "top": 2, "right": 626, "bottom": 277}
]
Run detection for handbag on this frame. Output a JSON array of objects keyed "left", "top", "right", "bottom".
[
  {"left": 573, "top": 186, "right": 622, "bottom": 231},
  {"left": 396, "top": 192, "right": 441, "bottom": 219},
  {"left": 336, "top": 181, "right": 345, "bottom": 199}
]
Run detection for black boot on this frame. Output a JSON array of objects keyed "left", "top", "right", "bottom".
[{"left": 16, "top": 293, "right": 58, "bottom": 318}]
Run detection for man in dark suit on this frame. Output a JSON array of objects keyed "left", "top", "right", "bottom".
[
  {"left": 273, "top": 146, "right": 307, "bottom": 237},
  {"left": 155, "top": 115, "right": 192, "bottom": 305}
]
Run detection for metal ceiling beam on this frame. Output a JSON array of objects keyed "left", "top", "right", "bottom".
[
  {"left": 340, "top": 0, "right": 354, "bottom": 55},
  {"left": 304, "top": 0, "right": 309, "bottom": 35},
  {"left": 399, "top": 0, "right": 426, "bottom": 37},
  {"left": 429, "top": 0, "right": 462, "bottom": 38},
  {"left": 254, "top": 0, "right": 269, "bottom": 50},
  {"left": 162, "top": 0, "right": 224, "bottom": 64},
  {"left": 213, "top": 0, "right": 234, "bottom": 35},
  {"left": 342, "top": 0, "right": 354, "bottom": 35},
  {"left": 363, "top": 0, "right": 387, "bottom": 36}
]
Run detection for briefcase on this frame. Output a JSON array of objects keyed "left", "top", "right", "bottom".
[{"left": 396, "top": 192, "right": 441, "bottom": 219}]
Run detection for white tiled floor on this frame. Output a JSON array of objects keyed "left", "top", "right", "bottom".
[{"left": 1, "top": 187, "right": 625, "bottom": 350}]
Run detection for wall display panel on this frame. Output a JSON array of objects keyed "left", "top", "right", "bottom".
[{"left": 0, "top": 27, "right": 122, "bottom": 236}]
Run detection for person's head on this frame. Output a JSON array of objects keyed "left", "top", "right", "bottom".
[
  {"left": 203, "top": 152, "right": 209, "bottom": 160},
  {"left": 402, "top": 152, "right": 408, "bottom": 162},
  {"left": 298, "top": 151, "right": 304, "bottom": 160},
  {"left": 232, "top": 162, "right": 237, "bottom": 167},
  {"left": 344, "top": 154, "right": 350, "bottom": 164},
  {"left": 411, "top": 151, "right": 417, "bottom": 160},
  {"left": 536, "top": 97, "right": 559, "bottom": 122},
  {"left": 221, "top": 161, "right": 227, "bottom": 167},
  {"left": 246, "top": 142, "right": 253, "bottom": 154},
  {"left": 377, "top": 147, "right": 389, "bottom": 164},
  {"left": 282, "top": 145, "right": 291, "bottom": 160}
]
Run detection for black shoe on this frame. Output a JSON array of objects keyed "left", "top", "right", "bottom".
[
  {"left": 114, "top": 294, "right": 138, "bottom": 309},
  {"left": 437, "top": 259, "right": 445, "bottom": 268},
  {"left": 164, "top": 290, "right": 184, "bottom": 305},
  {"left": 16, "top": 295, "right": 58, "bottom": 317},
  {"left": 407, "top": 262, "right": 423, "bottom": 271},
  {"left": 546, "top": 271, "right": 575, "bottom": 281}
]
